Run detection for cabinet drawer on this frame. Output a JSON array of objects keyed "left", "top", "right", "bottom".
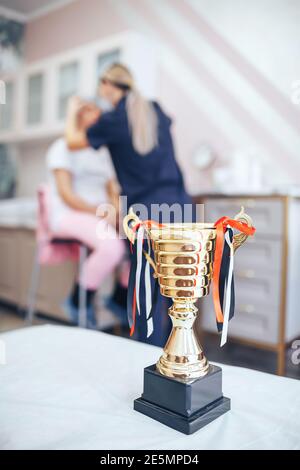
[
  {"left": 234, "top": 238, "right": 282, "bottom": 273},
  {"left": 202, "top": 197, "right": 284, "bottom": 237},
  {"left": 201, "top": 297, "right": 279, "bottom": 344},
  {"left": 234, "top": 269, "right": 281, "bottom": 308}
]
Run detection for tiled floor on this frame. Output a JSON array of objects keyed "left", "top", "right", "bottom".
[{"left": 1, "top": 307, "right": 299, "bottom": 380}]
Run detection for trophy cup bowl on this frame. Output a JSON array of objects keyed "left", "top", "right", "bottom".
[
  {"left": 123, "top": 208, "right": 253, "bottom": 434},
  {"left": 145, "top": 222, "right": 215, "bottom": 380}
]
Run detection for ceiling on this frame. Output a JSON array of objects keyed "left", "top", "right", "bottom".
[{"left": 0, "top": 0, "right": 72, "bottom": 21}]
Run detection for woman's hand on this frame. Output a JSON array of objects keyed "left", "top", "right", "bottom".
[
  {"left": 65, "top": 96, "right": 89, "bottom": 150},
  {"left": 105, "top": 179, "right": 121, "bottom": 230}
]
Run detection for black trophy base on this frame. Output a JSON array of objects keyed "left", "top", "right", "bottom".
[{"left": 134, "top": 364, "right": 230, "bottom": 435}]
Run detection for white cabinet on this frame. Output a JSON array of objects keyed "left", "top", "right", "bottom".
[
  {"left": 199, "top": 195, "right": 300, "bottom": 375},
  {"left": 0, "top": 31, "right": 158, "bottom": 143}
]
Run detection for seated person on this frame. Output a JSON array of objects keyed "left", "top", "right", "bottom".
[{"left": 46, "top": 101, "right": 125, "bottom": 327}]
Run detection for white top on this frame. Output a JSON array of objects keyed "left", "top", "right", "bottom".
[
  {"left": 46, "top": 138, "right": 114, "bottom": 231},
  {"left": 0, "top": 325, "right": 299, "bottom": 450}
]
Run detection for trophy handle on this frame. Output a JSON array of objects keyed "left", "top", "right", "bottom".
[
  {"left": 123, "top": 208, "right": 141, "bottom": 244},
  {"left": 233, "top": 206, "right": 253, "bottom": 252},
  {"left": 123, "top": 209, "right": 158, "bottom": 275}
]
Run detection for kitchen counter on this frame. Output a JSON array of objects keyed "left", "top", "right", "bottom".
[
  {"left": 0, "top": 191, "right": 299, "bottom": 231},
  {"left": 0, "top": 197, "right": 37, "bottom": 229},
  {"left": 0, "top": 197, "right": 117, "bottom": 330},
  {"left": 0, "top": 199, "right": 75, "bottom": 320}
]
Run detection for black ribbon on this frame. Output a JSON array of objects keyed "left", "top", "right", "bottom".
[
  {"left": 127, "top": 239, "right": 159, "bottom": 337},
  {"left": 216, "top": 228, "right": 235, "bottom": 333}
]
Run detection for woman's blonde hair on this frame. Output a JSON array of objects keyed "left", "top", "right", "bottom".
[{"left": 101, "top": 63, "right": 158, "bottom": 155}]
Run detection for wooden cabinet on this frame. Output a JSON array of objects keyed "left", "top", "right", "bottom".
[
  {"left": 0, "top": 228, "right": 21, "bottom": 304},
  {"left": 199, "top": 195, "right": 300, "bottom": 375},
  {"left": 0, "top": 226, "right": 76, "bottom": 321}
]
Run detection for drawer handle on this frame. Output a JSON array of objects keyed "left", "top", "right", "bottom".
[
  {"left": 236, "top": 269, "right": 255, "bottom": 279},
  {"left": 239, "top": 304, "right": 255, "bottom": 314}
]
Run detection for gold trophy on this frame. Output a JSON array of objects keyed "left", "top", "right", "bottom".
[{"left": 123, "top": 207, "right": 254, "bottom": 434}]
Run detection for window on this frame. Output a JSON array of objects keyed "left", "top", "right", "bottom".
[
  {"left": 57, "top": 61, "right": 79, "bottom": 119},
  {"left": 0, "top": 81, "right": 14, "bottom": 131},
  {"left": 96, "top": 49, "right": 120, "bottom": 80},
  {"left": 0, "top": 144, "right": 15, "bottom": 198},
  {"left": 27, "top": 73, "right": 43, "bottom": 125}
]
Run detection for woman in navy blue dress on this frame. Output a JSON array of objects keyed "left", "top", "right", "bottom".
[{"left": 66, "top": 63, "right": 193, "bottom": 346}]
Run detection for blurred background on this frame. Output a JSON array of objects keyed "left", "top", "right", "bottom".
[{"left": 0, "top": 0, "right": 300, "bottom": 378}]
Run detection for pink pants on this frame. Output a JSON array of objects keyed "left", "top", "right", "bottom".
[{"left": 54, "top": 211, "right": 125, "bottom": 290}]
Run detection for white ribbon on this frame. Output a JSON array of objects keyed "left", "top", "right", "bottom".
[
  {"left": 220, "top": 230, "right": 234, "bottom": 347},
  {"left": 135, "top": 226, "right": 144, "bottom": 315},
  {"left": 147, "top": 317, "right": 154, "bottom": 338},
  {"left": 144, "top": 230, "right": 153, "bottom": 337}
]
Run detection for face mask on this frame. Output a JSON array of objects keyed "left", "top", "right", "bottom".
[{"left": 96, "top": 97, "right": 113, "bottom": 113}]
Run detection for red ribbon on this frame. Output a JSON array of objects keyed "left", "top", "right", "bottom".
[
  {"left": 212, "top": 217, "right": 256, "bottom": 325},
  {"left": 131, "top": 220, "right": 165, "bottom": 236},
  {"left": 130, "top": 287, "right": 137, "bottom": 337}
]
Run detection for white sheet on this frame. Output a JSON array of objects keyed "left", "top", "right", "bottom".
[{"left": 0, "top": 325, "right": 299, "bottom": 450}]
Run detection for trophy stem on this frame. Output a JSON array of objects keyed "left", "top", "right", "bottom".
[{"left": 156, "top": 299, "right": 209, "bottom": 380}]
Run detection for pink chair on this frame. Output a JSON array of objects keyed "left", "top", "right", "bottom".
[{"left": 27, "top": 184, "right": 89, "bottom": 327}]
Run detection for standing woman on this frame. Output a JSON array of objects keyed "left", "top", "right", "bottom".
[{"left": 66, "top": 63, "right": 193, "bottom": 345}]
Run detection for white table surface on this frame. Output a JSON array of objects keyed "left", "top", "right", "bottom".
[{"left": 0, "top": 325, "right": 299, "bottom": 450}]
